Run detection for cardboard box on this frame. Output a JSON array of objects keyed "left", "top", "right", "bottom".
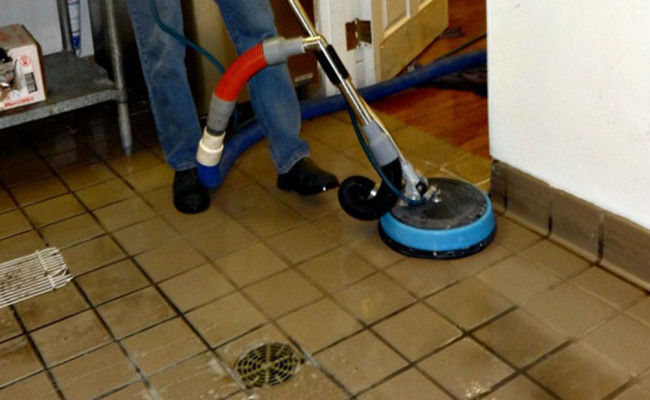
[{"left": 0, "top": 24, "right": 46, "bottom": 111}]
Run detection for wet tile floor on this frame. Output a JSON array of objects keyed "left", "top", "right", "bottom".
[{"left": 0, "top": 104, "right": 649, "bottom": 400}]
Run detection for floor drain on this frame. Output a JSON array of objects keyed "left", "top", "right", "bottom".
[{"left": 234, "top": 342, "right": 302, "bottom": 388}]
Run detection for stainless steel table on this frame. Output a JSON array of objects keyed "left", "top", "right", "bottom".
[{"left": 0, "top": 0, "right": 132, "bottom": 154}]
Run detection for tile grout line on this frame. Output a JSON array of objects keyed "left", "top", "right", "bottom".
[
  {"left": 11, "top": 130, "right": 248, "bottom": 398},
  {"left": 268, "top": 216, "right": 540, "bottom": 397},
  {"left": 7, "top": 146, "right": 358, "bottom": 396},
  {"left": 5, "top": 102, "right": 649, "bottom": 399},
  {"left": 41, "top": 117, "right": 186, "bottom": 399},
  {"left": 0, "top": 119, "right": 127, "bottom": 400},
  {"left": 597, "top": 210, "right": 605, "bottom": 263},
  {"left": 193, "top": 242, "right": 357, "bottom": 398},
  {"left": 0, "top": 134, "right": 105, "bottom": 399},
  {"left": 124, "top": 163, "right": 372, "bottom": 396},
  {"left": 181, "top": 185, "right": 364, "bottom": 398},
  {"left": 106, "top": 233, "right": 258, "bottom": 399},
  {"left": 59, "top": 279, "right": 162, "bottom": 400},
  {"left": 600, "top": 379, "right": 645, "bottom": 400},
  {"left": 366, "top": 252, "right": 639, "bottom": 399},
  {"left": 5, "top": 307, "right": 66, "bottom": 399}
]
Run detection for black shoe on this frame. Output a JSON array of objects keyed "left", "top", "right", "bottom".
[
  {"left": 173, "top": 168, "right": 210, "bottom": 214},
  {"left": 277, "top": 158, "right": 339, "bottom": 195}
]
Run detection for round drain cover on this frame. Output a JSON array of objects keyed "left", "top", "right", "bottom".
[{"left": 234, "top": 342, "right": 301, "bottom": 388}]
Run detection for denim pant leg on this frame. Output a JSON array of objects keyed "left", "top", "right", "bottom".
[
  {"left": 125, "top": 0, "right": 201, "bottom": 171},
  {"left": 214, "top": 0, "right": 310, "bottom": 174}
]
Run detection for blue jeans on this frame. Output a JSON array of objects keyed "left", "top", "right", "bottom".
[{"left": 126, "top": 0, "right": 310, "bottom": 174}]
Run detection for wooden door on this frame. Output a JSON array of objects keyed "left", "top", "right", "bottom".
[{"left": 368, "top": 0, "right": 448, "bottom": 81}]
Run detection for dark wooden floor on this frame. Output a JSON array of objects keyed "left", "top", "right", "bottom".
[{"left": 372, "top": 0, "right": 489, "bottom": 158}]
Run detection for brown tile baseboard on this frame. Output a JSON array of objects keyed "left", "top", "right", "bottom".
[
  {"left": 505, "top": 167, "right": 551, "bottom": 237},
  {"left": 601, "top": 213, "right": 650, "bottom": 290},
  {"left": 489, "top": 161, "right": 507, "bottom": 214},
  {"left": 551, "top": 190, "right": 601, "bottom": 262},
  {"left": 490, "top": 161, "right": 650, "bottom": 291}
]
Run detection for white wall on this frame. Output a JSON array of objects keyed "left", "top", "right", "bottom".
[
  {"left": 488, "top": 0, "right": 650, "bottom": 229},
  {"left": 0, "top": 0, "right": 94, "bottom": 56}
]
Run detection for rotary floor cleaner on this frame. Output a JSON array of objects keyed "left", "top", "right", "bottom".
[{"left": 196, "top": 0, "right": 496, "bottom": 259}]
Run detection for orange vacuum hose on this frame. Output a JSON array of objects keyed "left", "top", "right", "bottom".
[{"left": 215, "top": 43, "right": 268, "bottom": 102}]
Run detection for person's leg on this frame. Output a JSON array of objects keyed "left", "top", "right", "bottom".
[
  {"left": 214, "top": 0, "right": 307, "bottom": 174},
  {"left": 125, "top": 0, "right": 209, "bottom": 213},
  {"left": 125, "top": 0, "right": 200, "bottom": 171},
  {"left": 214, "top": 0, "right": 338, "bottom": 194}
]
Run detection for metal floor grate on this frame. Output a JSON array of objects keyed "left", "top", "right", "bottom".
[
  {"left": 235, "top": 342, "right": 302, "bottom": 388},
  {"left": 0, "top": 248, "right": 73, "bottom": 308}
]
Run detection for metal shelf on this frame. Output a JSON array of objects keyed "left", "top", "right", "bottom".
[
  {"left": 0, "top": 52, "right": 116, "bottom": 128},
  {"left": 0, "top": 0, "right": 132, "bottom": 153}
]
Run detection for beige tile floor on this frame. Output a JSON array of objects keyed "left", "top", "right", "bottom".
[{"left": 0, "top": 104, "right": 649, "bottom": 400}]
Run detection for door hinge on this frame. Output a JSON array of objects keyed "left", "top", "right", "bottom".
[{"left": 345, "top": 19, "right": 372, "bottom": 50}]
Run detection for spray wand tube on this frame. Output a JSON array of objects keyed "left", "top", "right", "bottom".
[{"left": 286, "top": 0, "right": 430, "bottom": 218}]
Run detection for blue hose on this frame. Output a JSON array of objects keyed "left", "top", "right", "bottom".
[
  {"left": 198, "top": 49, "right": 487, "bottom": 188},
  {"left": 300, "top": 49, "right": 487, "bottom": 119}
]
